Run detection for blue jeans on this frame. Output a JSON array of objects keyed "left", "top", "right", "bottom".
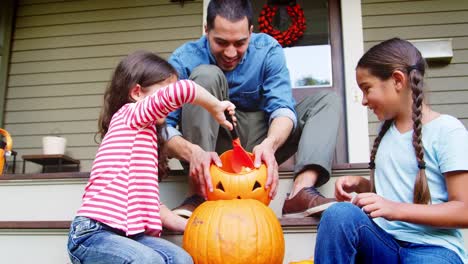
[
  {"left": 67, "top": 216, "right": 193, "bottom": 264},
  {"left": 314, "top": 203, "right": 463, "bottom": 264}
]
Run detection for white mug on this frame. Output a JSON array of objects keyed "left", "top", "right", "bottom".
[{"left": 42, "top": 136, "right": 67, "bottom": 155}]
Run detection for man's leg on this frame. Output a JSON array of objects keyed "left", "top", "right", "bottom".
[
  {"left": 280, "top": 90, "right": 341, "bottom": 217},
  {"left": 172, "top": 65, "right": 229, "bottom": 218},
  {"left": 180, "top": 65, "right": 229, "bottom": 151}
]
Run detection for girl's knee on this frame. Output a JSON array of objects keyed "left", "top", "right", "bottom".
[{"left": 321, "top": 202, "right": 364, "bottom": 225}]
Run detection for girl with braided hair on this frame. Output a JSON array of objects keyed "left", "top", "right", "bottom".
[{"left": 314, "top": 38, "right": 468, "bottom": 263}]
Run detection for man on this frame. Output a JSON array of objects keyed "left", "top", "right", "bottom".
[{"left": 165, "top": 0, "right": 340, "bottom": 218}]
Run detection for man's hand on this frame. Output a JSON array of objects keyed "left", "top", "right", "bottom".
[
  {"left": 252, "top": 137, "right": 279, "bottom": 199},
  {"left": 189, "top": 145, "right": 222, "bottom": 198}
]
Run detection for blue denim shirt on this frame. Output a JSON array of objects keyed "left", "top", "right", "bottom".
[{"left": 166, "top": 33, "right": 297, "bottom": 139}]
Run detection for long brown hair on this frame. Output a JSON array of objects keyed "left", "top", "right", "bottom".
[
  {"left": 98, "top": 50, "right": 177, "bottom": 180},
  {"left": 357, "top": 38, "right": 431, "bottom": 204}
]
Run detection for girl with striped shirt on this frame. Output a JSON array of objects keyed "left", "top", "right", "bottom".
[{"left": 67, "top": 51, "right": 235, "bottom": 264}]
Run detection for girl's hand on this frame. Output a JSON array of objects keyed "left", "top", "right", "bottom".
[
  {"left": 335, "top": 175, "right": 363, "bottom": 201},
  {"left": 160, "top": 204, "right": 189, "bottom": 232},
  {"left": 352, "top": 192, "right": 401, "bottom": 220},
  {"left": 210, "top": 101, "right": 236, "bottom": 130}
]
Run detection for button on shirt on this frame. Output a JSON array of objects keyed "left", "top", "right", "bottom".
[{"left": 166, "top": 33, "right": 297, "bottom": 140}]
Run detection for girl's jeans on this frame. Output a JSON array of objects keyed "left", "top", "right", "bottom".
[
  {"left": 67, "top": 216, "right": 193, "bottom": 264},
  {"left": 315, "top": 203, "right": 463, "bottom": 264}
]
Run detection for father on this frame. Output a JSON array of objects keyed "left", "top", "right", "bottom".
[{"left": 166, "top": 0, "right": 341, "bottom": 218}]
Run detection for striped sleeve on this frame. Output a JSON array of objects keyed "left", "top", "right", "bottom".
[{"left": 122, "top": 80, "right": 197, "bottom": 129}]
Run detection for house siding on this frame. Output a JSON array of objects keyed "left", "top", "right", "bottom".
[
  {"left": 361, "top": 0, "right": 468, "bottom": 145},
  {"left": 6, "top": 0, "right": 203, "bottom": 172}
]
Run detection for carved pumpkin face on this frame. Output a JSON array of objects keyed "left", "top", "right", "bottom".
[
  {"left": 207, "top": 150, "right": 270, "bottom": 205},
  {"left": 183, "top": 199, "right": 285, "bottom": 264}
]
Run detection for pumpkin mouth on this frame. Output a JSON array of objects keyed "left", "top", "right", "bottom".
[{"left": 237, "top": 196, "right": 241, "bottom": 199}]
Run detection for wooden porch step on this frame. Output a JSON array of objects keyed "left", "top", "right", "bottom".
[{"left": 0, "top": 217, "right": 320, "bottom": 230}]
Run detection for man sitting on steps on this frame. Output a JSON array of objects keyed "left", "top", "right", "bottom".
[{"left": 165, "top": 0, "right": 341, "bottom": 218}]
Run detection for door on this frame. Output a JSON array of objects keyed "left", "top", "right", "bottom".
[{"left": 252, "top": 0, "right": 348, "bottom": 167}]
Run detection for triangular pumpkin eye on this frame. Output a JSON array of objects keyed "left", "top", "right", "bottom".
[
  {"left": 252, "top": 181, "right": 262, "bottom": 191},
  {"left": 216, "top": 182, "right": 225, "bottom": 192}
]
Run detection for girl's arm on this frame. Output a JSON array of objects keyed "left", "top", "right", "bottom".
[
  {"left": 160, "top": 204, "right": 188, "bottom": 232},
  {"left": 192, "top": 83, "right": 235, "bottom": 130},
  {"left": 122, "top": 80, "right": 197, "bottom": 129},
  {"left": 355, "top": 170, "right": 468, "bottom": 228}
]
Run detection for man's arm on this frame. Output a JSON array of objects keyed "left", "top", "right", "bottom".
[
  {"left": 167, "top": 135, "right": 197, "bottom": 162},
  {"left": 252, "top": 116, "right": 293, "bottom": 199},
  {"left": 252, "top": 37, "right": 296, "bottom": 198},
  {"left": 262, "top": 116, "right": 294, "bottom": 153}
]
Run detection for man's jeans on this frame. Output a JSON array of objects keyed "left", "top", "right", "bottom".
[
  {"left": 314, "top": 203, "right": 463, "bottom": 264},
  {"left": 67, "top": 216, "right": 193, "bottom": 264}
]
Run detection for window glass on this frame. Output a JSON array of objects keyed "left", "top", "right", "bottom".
[{"left": 252, "top": 0, "right": 332, "bottom": 88}]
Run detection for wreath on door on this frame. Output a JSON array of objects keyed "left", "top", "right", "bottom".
[{"left": 258, "top": 3, "right": 306, "bottom": 47}]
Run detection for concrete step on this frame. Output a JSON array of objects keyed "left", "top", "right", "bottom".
[
  {"left": 0, "top": 219, "right": 318, "bottom": 264},
  {"left": 2, "top": 167, "right": 466, "bottom": 263},
  {"left": 0, "top": 166, "right": 364, "bottom": 264},
  {"left": 0, "top": 166, "right": 369, "bottom": 221}
]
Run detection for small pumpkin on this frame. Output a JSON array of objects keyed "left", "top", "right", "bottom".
[
  {"left": 183, "top": 199, "right": 285, "bottom": 264},
  {"left": 208, "top": 150, "right": 270, "bottom": 205}
]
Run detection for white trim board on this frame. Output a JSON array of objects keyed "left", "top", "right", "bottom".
[{"left": 341, "top": 0, "right": 370, "bottom": 163}]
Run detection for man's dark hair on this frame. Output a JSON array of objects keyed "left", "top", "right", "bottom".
[{"left": 206, "top": 0, "right": 253, "bottom": 31}]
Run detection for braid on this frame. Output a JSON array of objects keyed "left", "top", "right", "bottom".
[
  {"left": 369, "top": 120, "right": 393, "bottom": 192},
  {"left": 409, "top": 68, "right": 431, "bottom": 204}
]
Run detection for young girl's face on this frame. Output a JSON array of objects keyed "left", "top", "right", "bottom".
[
  {"left": 136, "top": 74, "right": 177, "bottom": 125},
  {"left": 356, "top": 67, "right": 402, "bottom": 121},
  {"left": 140, "top": 74, "right": 178, "bottom": 98}
]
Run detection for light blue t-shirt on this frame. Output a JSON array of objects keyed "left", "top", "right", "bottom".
[{"left": 373, "top": 115, "right": 468, "bottom": 262}]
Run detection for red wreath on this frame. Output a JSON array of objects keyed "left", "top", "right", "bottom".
[{"left": 258, "top": 4, "right": 306, "bottom": 47}]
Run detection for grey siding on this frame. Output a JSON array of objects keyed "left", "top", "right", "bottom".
[
  {"left": 6, "top": 0, "right": 203, "bottom": 172},
  {"left": 362, "top": 0, "right": 468, "bottom": 145}
]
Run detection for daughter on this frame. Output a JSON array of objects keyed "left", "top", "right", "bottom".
[
  {"left": 315, "top": 38, "right": 468, "bottom": 263},
  {"left": 67, "top": 50, "right": 235, "bottom": 263}
]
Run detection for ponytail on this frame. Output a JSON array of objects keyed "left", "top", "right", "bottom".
[{"left": 408, "top": 66, "right": 431, "bottom": 204}]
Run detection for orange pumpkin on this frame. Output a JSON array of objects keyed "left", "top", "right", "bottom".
[
  {"left": 208, "top": 150, "right": 271, "bottom": 205},
  {"left": 183, "top": 199, "right": 284, "bottom": 264}
]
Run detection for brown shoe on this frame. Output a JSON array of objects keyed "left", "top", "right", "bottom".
[
  {"left": 172, "top": 194, "right": 206, "bottom": 219},
  {"left": 282, "top": 187, "right": 336, "bottom": 218}
]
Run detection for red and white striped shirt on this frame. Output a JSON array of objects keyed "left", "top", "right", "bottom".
[{"left": 77, "top": 80, "right": 196, "bottom": 237}]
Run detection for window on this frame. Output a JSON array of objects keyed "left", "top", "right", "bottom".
[{"left": 252, "top": 0, "right": 347, "bottom": 163}]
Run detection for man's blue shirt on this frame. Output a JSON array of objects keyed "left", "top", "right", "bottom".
[{"left": 166, "top": 33, "right": 297, "bottom": 139}]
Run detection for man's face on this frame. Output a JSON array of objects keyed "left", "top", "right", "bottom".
[{"left": 206, "top": 16, "right": 253, "bottom": 71}]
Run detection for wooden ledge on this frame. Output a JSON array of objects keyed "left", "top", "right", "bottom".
[
  {"left": 0, "top": 163, "right": 369, "bottom": 181},
  {"left": 0, "top": 221, "right": 71, "bottom": 229},
  {"left": 0, "top": 217, "right": 319, "bottom": 231}
]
